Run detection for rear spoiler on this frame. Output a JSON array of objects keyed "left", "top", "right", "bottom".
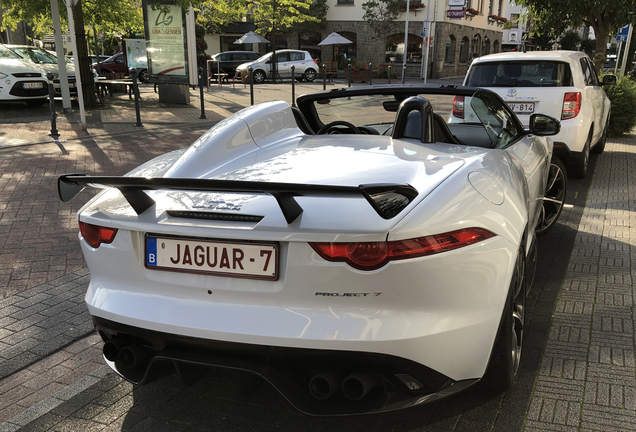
[{"left": 58, "top": 174, "right": 418, "bottom": 224}]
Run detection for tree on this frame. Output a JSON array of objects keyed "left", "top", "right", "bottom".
[
  {"left": 514, "top": 0, "right": 633, "bottom": 70},
  {"left": 194, "top": 0, "right": 246, "bottom": 34},
  {"left": 247, "top": 0, "right": 319, "bottom": 82},
  {"left": 287, "top": 0, "right": 328, "bottom": 36},
  {"left": 559, "top": 30, "right": 581, "bottom": 50},
  {"left": 362, "top": 0, "right": 401, "bottom": 42}
]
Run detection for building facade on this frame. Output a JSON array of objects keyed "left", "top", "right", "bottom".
[{"left": 205, "top": 0, "right": 516, "bottom": 79}]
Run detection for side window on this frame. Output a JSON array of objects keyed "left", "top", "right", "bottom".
[
  {"left": 580, "top": 59, "right": 591, "bottom": 86},
  {"left": 470, "top": 90, "right": 523, "bottom": 148},
  {"left": 276, "top": 52, "right": 288, "bottom": 62},
  {"left": 219, "top": 54, "right": 230, "bottom": 61},
  {"left": 586, "top": 59, "right": 599, "bottom": 85},
  {"left": 289, "top": 52, "right": 304, "bottom": 61}
]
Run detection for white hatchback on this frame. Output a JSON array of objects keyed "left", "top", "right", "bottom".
[
  {"left": 463, "top": 51, "right": 615, "bottom": 178},
  {"left": 236, "top": 49, "right": 318, "bottom": 83}
]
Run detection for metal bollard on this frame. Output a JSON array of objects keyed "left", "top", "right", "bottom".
[
  {"left": 291, "top": 65, "right": 296, "bottom": 107},
  {"left": 46, "top": 72, "right": 58, "bottom": 138},
  {"left": 322, "top": 64, "right": 326, "bottom": 90},
  {"left": 217, "top": 62, "right": 221, "bottom": 85},
  {"left": 402, "top": 64, "right": 407, "bottom": 84},
  {"left": 369, "top": 63, "right": 373, "bottom": 85},
  {"left": 130, "top": 68, "right": 143, "bottom": 127},
  {"left": 198, "top": 67, "right": 206, "bottom": 119},
  {"left": 388, "top": 65, "right": 392, "bottom": 84},
  {"left": 248, "top": 67, "right": 254, "bottom": 106},
  {"left": 348, "top": 64, "right": 352, "bottom": 88}
]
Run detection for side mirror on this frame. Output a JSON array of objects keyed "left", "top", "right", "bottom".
[
  {"left": 602, "top": 74, "right": 617, "bottom": 85},
  {"left": 528, "top": 113, "right": 560, "bottom": 136}
]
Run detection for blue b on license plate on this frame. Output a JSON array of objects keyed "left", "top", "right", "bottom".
[{"left": 145, "top": 235, "right": 278, "bottom": 280}]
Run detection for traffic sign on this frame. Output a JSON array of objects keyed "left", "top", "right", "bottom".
[
  {"left": 98, "top": 31, "right": 105, "bottom": 39},
  {"left": 619, "top": 24, "right": 630, "bottom": 36},
  {"left": 617, "top": 35, "right": 628, "bottom": 42}
]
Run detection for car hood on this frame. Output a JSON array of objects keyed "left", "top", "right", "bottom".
[
  {"left": 0, "top": 58, "right": 45, "bottom": 75},
  {"left": 36, "top": 63, "right": 76, "bottom": 77}
]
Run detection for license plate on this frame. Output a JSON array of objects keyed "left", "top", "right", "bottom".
[
  {"left": 22, "top": 82, "right": 43, "bottom": 89},
  {"left": 145, "top": 236, "right": 278, "bottom": 280},
  {"left": 507, "top": 102, "right": 535, "bottom": 114}
]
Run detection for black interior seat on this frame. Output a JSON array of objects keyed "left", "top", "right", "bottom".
[
  {"left": 291, "top": 107, "right": 314, "bottom": 135},
  {"left": 432, "top": 113, "right": 461, "bottom": 144}
]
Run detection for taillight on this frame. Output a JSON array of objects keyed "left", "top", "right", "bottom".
[
  {"left": 452, "top": 95, "right": 464, "bottom": 118},
  {"left": 79, "top": 221, "right": 118, "bottom": 248},
  {"left": 562, "top": 92, "right": 581, "bottom": 119},
  {"left": 309, "top": 228, "right": 495, "bottom": 271}
]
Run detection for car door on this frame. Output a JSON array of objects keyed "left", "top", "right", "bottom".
[
  {"left": 289, "top": 51, "right": 307, "bottom": 75},
  {"left": 275, "top": 52, "right": 290, "bottom": 78},
  {"left": 580, "top": 58, "right": 604, "bottom": 143},
  {"left": 469, "top": 90, "right": 550, "bottom": 230}
]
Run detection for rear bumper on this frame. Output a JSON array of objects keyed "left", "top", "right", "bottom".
[{"left": 94, "top": 316, "right": 478, "bottom": 415}]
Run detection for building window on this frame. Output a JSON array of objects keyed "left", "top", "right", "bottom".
[
  {"left": 460, "top": 36, "right": 470, "bottom": 63},
  {"left": 337, "top": 0, "right": 354, "bottom": 4},
  {"left": 493, "top": 40, "right": 500, "bottom": 53},
  {"left": 510, "top": 13, "right": 519, "bottom": 28},
  {"left": 386, "top": 33, "right": 423, "bottom": 63},
  {"left": 445, "top": 35, "right": 456, "bottom": 63},
  {"left": 334, "top": 31, "right": 357, "bottom": 65},
  {"left": 483, "top": 36, "right": 490, "bottom": 55}
]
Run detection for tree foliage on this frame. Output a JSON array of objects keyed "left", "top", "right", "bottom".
[
  {"left": 248, "top": 0, "right": 319, "bottom": 38},
  {"left": 559, "top": 30, "right": 581, "bottom": 50},
  {"left": 601, "top": 73, "right": 636, "bottom": 136},
  {"left": 194, "top": 0, "right": 246, "bottom": 34},
  {"left": 362, "top": 0, "right": 401, "bottom": 42},
  {"left": 514, "top": 0, "right": 633, "bottom": 70},
  {"left": 286, "top": 0, "right": 328, "bottom": 35}
]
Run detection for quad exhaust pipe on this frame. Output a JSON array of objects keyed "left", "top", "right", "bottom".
[
  {"left": 103, "top": 339, "right": 148, "bottom": 369},
  {"left": 309, "top": 371, "right": 381, "bottom": 401}
]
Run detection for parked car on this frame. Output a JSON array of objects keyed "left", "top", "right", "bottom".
[
  {"left": 89, "top": 55, "right": 110, "bottom": 65},
  {"left": 0, "top": 44, "right": 48, "bottom": 106},
  {"left": 93, "top": 52, "right": 149, "bottom": 82},
  {"left": 235, "top": 49, "right": 318, "bottom": 83},
  {"left": 207, "top": 50, "right": 260, "bottom": 80},
  {"left": 464, "top": 50, "right": 615, "bottom": 178},
  {"left": 5, "top": 44, "right": 78, "bottom": 98},
  {"left": 58, "top": 84, "right": 567, "bottom": 414}
]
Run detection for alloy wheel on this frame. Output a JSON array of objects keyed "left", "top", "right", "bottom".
[{"left": 536, "top": 157, "right": 567, "bottom": 235}]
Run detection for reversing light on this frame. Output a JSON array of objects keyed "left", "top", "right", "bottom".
[
  {"left": 561, "top": 92, "right": 581, "bottom": 119},
  {"left": 79, "top": 221, "right": 118, "bottom": 248},
  {"left": 452, "top": 95, "right": 464, "bottom": 118},
  {"left": 309, "top": 228, "right": 495, "bottom": 271}
]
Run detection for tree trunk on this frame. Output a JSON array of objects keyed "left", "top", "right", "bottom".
[
  {"left": 592, "top": 23, "right": 611, "bottom": 72},
  {"left": 72, "top": 0, "right": 97, "bottom": 107}
]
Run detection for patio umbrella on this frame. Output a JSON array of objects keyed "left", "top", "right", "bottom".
[
  {"left": 318, "top": 32, "right": 353, "bottom": 46},
  {"left": 234, "top": 31, "right": 270, "bottom": 45}
]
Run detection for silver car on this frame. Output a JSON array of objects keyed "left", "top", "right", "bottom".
[{"left": 236, "top": 49, "right": 318, "bottom": 83}]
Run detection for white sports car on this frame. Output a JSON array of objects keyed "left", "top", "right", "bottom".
[{"left": 58, "top": 85, "right": 566, "bottom": 415}]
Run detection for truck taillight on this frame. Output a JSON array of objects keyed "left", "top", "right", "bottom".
[
  {"left": 452, "top": 95, "right": 464, "bottom": 118},
  {"left": 562, "top": 92, "right": 581, "bottom": 119},
  {"left": 309, "top": 228, "right": 495, "bottom": 271}
]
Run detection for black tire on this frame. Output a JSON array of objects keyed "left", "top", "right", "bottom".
[
  {"left": 303, "top": 68, "right": 317, "bottom": 82},
  {"left": 139, "top": 69, "right": 149, "bottom": 83},
  {"left": 253, "top": 70, "right": 266, "bottom": 83},
  {"left": 536, "top": 157, "right": 567, "bottom": 236},
  {"left": 591, "top": 112, "right": 610, "bottom": 155},
  {"left": 569, "top": 128, "right": 592, "bottom": 179},
  {"left": 482, "top": 246, "right": 525, "bottom": 392},
  {"left": 26, "top": 98, "right": 47, "bottom": 107}
]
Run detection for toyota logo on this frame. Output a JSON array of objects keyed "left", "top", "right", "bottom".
[{"left": 507, "top": 89, "right": 517, "bottom": 97}]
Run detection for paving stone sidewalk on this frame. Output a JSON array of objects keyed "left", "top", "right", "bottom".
[{"left": 525, "top": 135, "right": 636, "bottom": 431}]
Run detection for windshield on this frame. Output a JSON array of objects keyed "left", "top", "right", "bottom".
[
  {"left": 12, "top": 47, "right": 58, "bottom": 64},
  {"left": 467, "top": 61, "right": 574, "bottom": 87},
  {"left": 255, "top": 53, "right": 271, "bottom": 62},
  {"left": 0, "top": 45, "right": 20, "bottom": 59}
]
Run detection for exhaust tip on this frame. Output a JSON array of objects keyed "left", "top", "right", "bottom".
[
  {"left": 342, "top": 372, "right": 381, "bottom": 401},
  {"left": 119, "top": 344, "right": 148, "bottom": 369},
  {"left": 103, "top": 339, "right": 122, "bottom": 362},
  {"left": 309, "top": 371, "right": 341, "bottom": 400}
]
